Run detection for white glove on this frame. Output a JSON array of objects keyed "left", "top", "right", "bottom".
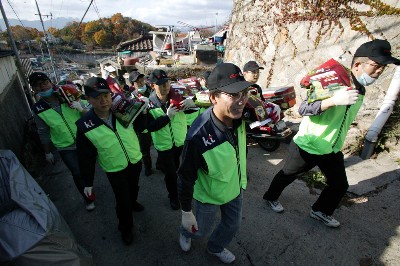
[
  {"left": 266, "top": 102, "right": 281, "bottom": 123},
  {"left": 45, "top": 152, "right": 55, "bottom": 164},
  {"left": 180, "top": 98, "right": 196, "bottom": 111},
  {"left": 70, "top": 101, "right": 84, "bottom": 112},
  {"left": 182, "top": 210, "right": 198, "bottom": 233},
  {"left": 167, "top": 105, "right": 178, "bottom": 119},
  {"left": 139, "top": 96, "right": 149, "bottom": 108},
  {"left": 331, "top": 88, "right": 359, "bottom": 106},
  {"left": 84, "top": 187, "right": 93, "bottom": 198}
]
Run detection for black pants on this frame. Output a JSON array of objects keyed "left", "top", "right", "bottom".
[
  {"left": 264, "top": 141, "right": 349, "bottom": 215},
  {"left": 58, "top": 149, "right": 92, "bottom": 203},
  {"left": 106, "top": 161, "right": 142, "bottom": 233},
  {"left": 157, "top": 145, "right": 183, "bottom": 200},
  {"left": 138, "top": 131, "right": 152, "bottom": 171}
]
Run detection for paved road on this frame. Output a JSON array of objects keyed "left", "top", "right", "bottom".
[{"left": 38, "top": 142, "right": 400, "bottom": 265}]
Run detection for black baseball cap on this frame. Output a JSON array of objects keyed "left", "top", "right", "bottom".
[
  {"left": 354, "top": 39, "right": 400, "bottom": 65},
  {"left": 148, "top": 69, "right": 170, "bottom": 85},
  {"left": 84, "top": 77, "right": 111, "bottom": 97},
  {"left": 207, "top": 63, "right": 254, "bottom": 93},
  {"left": 29, "top": 72, "right": 50, "bottom": 86},
  {"left": 129, "top": 71, "right": 144, "bottom": 83},
  {"left": 243, "top": 61, "right": 264, "bottom": 72}
]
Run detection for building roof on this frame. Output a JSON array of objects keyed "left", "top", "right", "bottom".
[
  {"left": 0, "top": 50, "right": 14, "bottom": 58},
  {"left": 116, "top": 35, "right": 153, "bottom": 52}
]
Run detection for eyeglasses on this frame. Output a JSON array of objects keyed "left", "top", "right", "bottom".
[
  {"left": 220, "top": 89, "right": 250, "bottom": 100},
  {"left": 364, "top": 62, "right": 386, "bottom": 71}
]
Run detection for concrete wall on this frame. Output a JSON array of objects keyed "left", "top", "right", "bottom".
[
  {"left": 0, "top": 55, "right": 33, "bottom": 160},
  {"left": 225, "top": 0, "right": 400, "bottom": 154}
]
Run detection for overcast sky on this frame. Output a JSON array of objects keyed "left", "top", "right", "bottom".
[{"left": 3, "top": 0, "right": 233, "bottom": 28}]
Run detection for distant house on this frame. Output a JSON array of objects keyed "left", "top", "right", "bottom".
[
  {"left": 116, "top": 35, "right": 153, "bottom": 59},
  {"left": 41, "top": 33, "right": 61, "bottom": 44}
]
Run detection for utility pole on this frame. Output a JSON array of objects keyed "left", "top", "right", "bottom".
[
  {"left": 215, "top": 12, "right": 218, "bottom": 34},
  {"left": 34, "top": 0, "right": 58, "bottom": 82},
  {"left": 0, "top": 0, "right": 35, "bottom": 106}
]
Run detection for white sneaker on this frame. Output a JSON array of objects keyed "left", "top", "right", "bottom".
[
  {"left": 267, "top": 200, "right": 284, "bottom": 213},
  {"left": 310, "top": 210, "right": 340, "bottom": 228},
  {"left": 85, "top": 202, "right": 95, "bottom": 211},
  {"left": 207, "top": 248, "right": 235, "bottom": 264},
  {"left": 179, "top": 233, "right": 191, "bottom": 252}
]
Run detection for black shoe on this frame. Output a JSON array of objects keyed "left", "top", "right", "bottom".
[
  {"left": 170, "top": 198, "right": 180, "bottom": 210},
  {"left": 121, "top": 230, "right": 133, "bottom": 245},
  {"left": 144, "top": 168, "right": 153, "bottom": 176},
  {"left": 132, "top": 201, "right": 144, "bottom": 212}
]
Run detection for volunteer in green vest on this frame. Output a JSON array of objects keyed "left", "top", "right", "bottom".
[
  {"left": 185, "top": 70, "right": 212, "bottom": 128},
  {"left": 147, "top": 69, "right": 187, "bottom": 210},
  {"left": 177, "top": 63, "right": 253, "bottom": 264},
  {"left": 29, "top": 72, "right": 95, "bottom": 211},
  {"left": 263, "top": 39, "right": 400, "bottom": 228},
  {"left": 129, "top": 70, "right": 153, "bottom": 176},
  {"left": 76, "top": 77, "right": 147, "bottom": 245}
]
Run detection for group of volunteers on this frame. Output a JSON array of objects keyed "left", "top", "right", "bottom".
[{"left": 29, "top": 39, "right": 400, "bottom": 264}]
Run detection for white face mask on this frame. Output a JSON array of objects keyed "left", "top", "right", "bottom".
[
  {"left": 137, "top": 85, "right": 147, "bottom": 94},
  {"left": 356, "top": 70, "right": 377, "bottom": 86}
]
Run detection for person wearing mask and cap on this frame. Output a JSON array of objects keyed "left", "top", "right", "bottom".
[
  {"left": 146, "top": 69, "right": 188, "bottom": 210},
  {"left": 129, "top": 71, "right": 152, "bottom": 98},
  {"left": 29, "top": 72, "right": 95, "bottom": 211},
  {"left": 76, "top": 77, "right": 147, "bottom": 245},
  {"left": 129, "top": 70, "right": 153, "bottom": 176},
  {"left": 262, "top": 39, "right": 400, "bottom": 228},
  {"left": 243, "top": 60, "right": 266, "bottom": 101},
  {"left": 177, "top": 63, "right": 253, "bottom": 264}
]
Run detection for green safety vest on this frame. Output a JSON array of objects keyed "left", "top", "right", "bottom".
[
  {"left": 194, "top": 121, "right": 247, "bottom": 205},
  {"left": 36, "top": 103, "right": 80, "bottom": 148},
  {"left": 149, "top": 108, "right": 187, "bottom": 151},
  {"left": 294, "top": 95, "right": 364, "bottom": 155},
  {"left": 84, "top": 121, "right": 142, "bottom": 172},
  {"left": 186, "top": 108, "right": 206, "bottom": 127}
]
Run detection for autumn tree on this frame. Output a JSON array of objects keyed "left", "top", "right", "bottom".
[
  {"left": 27, "top": 13, "right": 157, "bottom": 49},
  {"left": 93, "top": 29, "right": 112, "bottom": 47},
  {"left": 47, "top": 27, "right": 59, "bottom": 37},
  {"left": 82, "top": 21, "right": 102, "bottom": 46},
  {"left": 57, "top": 21, "right": 86, "bottom": 45},
  {"left": 10, "top": 25, "right": 37, "bottom": 41},
  {"left": 111, "top": 13, "right": 125, "bottom": 43}
]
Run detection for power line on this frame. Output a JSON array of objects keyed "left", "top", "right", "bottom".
[
  {"left": 6, "top": 0, "right": 35, "bottom": 54},
  {"left": 66, "top": 0, "right": 93, "bottom": 47},
  {"left": 92, "top": 0, "right": 102, "bottom": 21},
  {"left": 92, "top": 0, "right": 108, "bottom": 32},
  {"left": 34, "top": 0, "right": 58, "bottom": 81},
  {"left": 6, "top": 0, "right": 27, "bottom": 28}
]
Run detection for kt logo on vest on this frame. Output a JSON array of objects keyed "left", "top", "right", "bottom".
[
  {"left": 202, "top": 134, "right": 215, "bottom": 147},
  {"left": 84, "top": 119, "right": 95, "bottom": 128}
]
